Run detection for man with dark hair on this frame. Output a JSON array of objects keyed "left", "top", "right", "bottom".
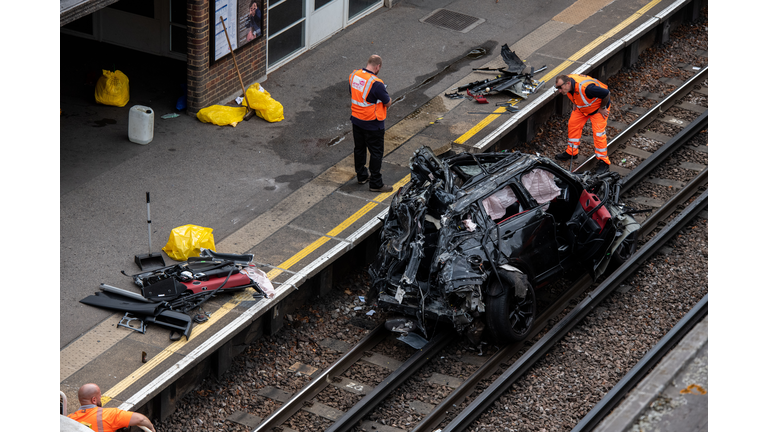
[
  {"left": 349, "top": 54, "right": 393, "bottom": 192},
  {"left": 553, "top": 73, "right": 612, "bottom": 174},
  {"left": 67, "top": 383, "right": 156, "bottom": 432},
  {"left": 246, "top": 0, "right": 262, "bottom": 41}
]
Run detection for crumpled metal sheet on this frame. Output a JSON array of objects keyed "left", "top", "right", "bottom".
[{"left": 501, "top": 44, "right": 526, "bottom": 74}]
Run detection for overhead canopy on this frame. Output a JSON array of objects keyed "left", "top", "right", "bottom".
[{"left": 60, "top": 0, "right": 120, "bottom": 27}]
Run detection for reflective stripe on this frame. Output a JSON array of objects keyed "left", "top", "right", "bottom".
[
  {"left": 596, "top": 131, "right": 606, "bottom": 137},
  {"left": 595, "top": 148, "right": 607, "bottom": 155},
  {"left": 568, "top": 142, "right": 580, "bottom": 149},
  {"left": 350, "top": 69, "right": 386, "bottom": 121},
  {"left": 575, "top": 79, "right": 598, "bottom": 108},
  {"left": 362, "top": 76, "right": 376, "bottom": 100},
  {"left": 97, "top": 407, "right": 104, "bottom": 432},
  {"left": 568, "top": 138, "right": 580, "bottom": 143},
  {"left": 351, "top": 98, "right": 373, "bottom": 107}
]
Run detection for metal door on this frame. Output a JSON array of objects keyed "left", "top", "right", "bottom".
[{"left": 308, "top": 0, "right": 343, "bottom": 49}]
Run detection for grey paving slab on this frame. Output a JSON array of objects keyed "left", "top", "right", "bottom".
[
  {"left": 290, "top": 191, "right": 381, "bottom": 238},
  {"left": 572, "top": 0, "right": 659, "bottom": 39},
  {"left": 246, "top": 225, "right": 341, "bottom": 271},
  {"left": 61, "top": 336, "right": 185, "bottom": 404},
  {"left": 389, "top": 134, "right": 450, "bottom": 168},
  {"left": 58, "top": 0, "right": 702, "bottom": 421}
]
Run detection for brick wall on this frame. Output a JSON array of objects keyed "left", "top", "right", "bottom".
[{"left": 187, "top": 0, "right": 267, "bottom": 114}]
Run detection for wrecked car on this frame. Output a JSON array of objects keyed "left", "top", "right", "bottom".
[{"left": 368, "top": 146, "right": 639, "bottom": 344}]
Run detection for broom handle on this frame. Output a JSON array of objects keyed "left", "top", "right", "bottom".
[
  {"left": 219, "top": 16, "right": 252, "bottom": 110},
  {"left": 146, "top": 192, "right": 152, "bottom": 254}
]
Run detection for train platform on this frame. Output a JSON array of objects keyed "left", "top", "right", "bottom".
[
  {"left": 594, "top": 315, "right": 708, "bottom": 432},
  {"left": 58, "top": 0, "right": 709, "bottom": 427}
]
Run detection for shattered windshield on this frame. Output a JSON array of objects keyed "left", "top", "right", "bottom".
[{"left": 454, "top": 163, "right": 493, "bottom": 177}]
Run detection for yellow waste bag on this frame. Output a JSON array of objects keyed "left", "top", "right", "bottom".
[
  {"left": 95, "top": 70, "right": 130, "bottom": 107},
  {"left": 197, "top": 105, "right": 246, "bottom": 126},
  {"left": 162, "top": 224, "right": 217, "bottom": 261},
  {"left": 242, "top": 83, "right": 284, "bottom": 123}
]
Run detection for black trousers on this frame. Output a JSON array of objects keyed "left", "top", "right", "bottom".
[{"left": 352, "top": 124, "right": 385, "bottom": 188}]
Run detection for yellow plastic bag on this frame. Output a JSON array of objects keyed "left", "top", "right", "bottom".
[
  {"left": 197, "top": 105, "right": 246, "bottom": 126},
  {"left": 95, "top": 70, "right": 130, "bottom": 107},
  {"left": 242, "top": 83, "right": 284, "bottom": 123},
  {"left": 162, "top": 224, "right": 217, "bottom": 261}
]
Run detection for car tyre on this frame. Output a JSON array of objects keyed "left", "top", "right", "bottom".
[
  {"left": 608, "top": 233, "right": 638, "bottom": 273},
  {"left": 486, "top": 271, "right": 536, "bottom": 343}
]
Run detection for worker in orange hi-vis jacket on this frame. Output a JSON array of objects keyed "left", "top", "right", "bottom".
[
  {"left": 67, "top": 383, "right": 156, "bottom": 432},
  {"left": 553, "top": 74, "right": 612, "bottom": 174}
]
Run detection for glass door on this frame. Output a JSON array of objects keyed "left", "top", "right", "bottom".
[{"left": 347, "top": 0, "right": 378, "bottom": 21}]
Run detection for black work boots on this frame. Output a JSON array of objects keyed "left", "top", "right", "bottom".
[{"left": 555, "top": 151, "right": 577, "bottom": 161}]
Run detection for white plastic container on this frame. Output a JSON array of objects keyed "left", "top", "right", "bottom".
[{"left": 128, "top": 105, "right": 154, "bottom": 145}]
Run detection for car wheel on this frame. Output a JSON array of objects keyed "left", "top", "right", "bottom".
[
  {"left": 486, "top": 271, "right": 536, "bottom": 343},
  {"left": 608, "top": 233, "right": 638, "bottom": 273}
]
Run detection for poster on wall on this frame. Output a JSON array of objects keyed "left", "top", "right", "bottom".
[{"left": 212, "top": 0, "right": 264, "bottom": 62}]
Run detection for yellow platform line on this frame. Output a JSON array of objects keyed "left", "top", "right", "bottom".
[
  {"left": 100, "top": 300, "right": 239, "bottom": 405},
  {"left": 454, "top": 106, "right": 514, "bottom": 145},
  {"left": 267, "top": 174, "right": 410, "bottom": 279},
  {"left": 98, "top": 0, "right": 663, "bottom": 407},
  {"left": 101, "top": 175, "right": 411, "bottom": 405},
  {"left": 453, "top": 0, "right": 662, "bottom": 146}
]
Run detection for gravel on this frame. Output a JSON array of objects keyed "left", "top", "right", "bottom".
[{"left": 154, "top": 8, "right": 708, "bottom": 432}]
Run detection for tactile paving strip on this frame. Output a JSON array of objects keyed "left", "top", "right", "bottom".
[
  {"left": 553, "top": 0, "right": 615, "bottom": 25},
  {"left": 507, "top": 20, "right": 573, "bottom": 60},
  {"left": 60, "top": 313, "right": 130, "bottom": 382}
]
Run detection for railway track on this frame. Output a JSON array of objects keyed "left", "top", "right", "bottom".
[
  {"left": 154, "top": 8, "right": 707, "bottom": 432},
  {"left": 244, "top": 59, "right": 708, "bottom": 432}
]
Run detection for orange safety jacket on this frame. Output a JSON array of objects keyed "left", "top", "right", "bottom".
[
  {"left": 68, "top": 406, "right": 133, "bottom": 432},
  {"left": 565, "top": 74, "right": 608, "bottom": 115},
  {"left": 349, "top": 69, "right": 387, "bottom": 122}
]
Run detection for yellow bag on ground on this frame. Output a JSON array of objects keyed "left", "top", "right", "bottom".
[
  {"left": 242, "top": 83, "right": 284, "bottom": 122},
  {"left": 197, "top": 105, "right": 246, "bottom": 126},
  {"left": 162, "top": 224, "right": 217, "bottom": 261},
  {"left": 95, "top": 70, "right": 130, "bottom": 107}
]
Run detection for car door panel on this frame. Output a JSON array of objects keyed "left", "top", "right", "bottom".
[{"left": 495, "top": 208, "right": 559, "bottom": 279}]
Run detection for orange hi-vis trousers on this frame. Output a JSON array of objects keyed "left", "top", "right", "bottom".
[{"left": 566, "top": 106, "right": 611, "bottom": 164}]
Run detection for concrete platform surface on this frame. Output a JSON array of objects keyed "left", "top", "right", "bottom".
[{"left": 51, "top": 0, "right": 709, "bottom": 428}]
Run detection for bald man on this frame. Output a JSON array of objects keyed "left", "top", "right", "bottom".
[
  {"left": 67, "top": 383, "right": 156, "bottom": 432},
  {"left": 349, "top": 54, "right": 393, "bottom": 192}
]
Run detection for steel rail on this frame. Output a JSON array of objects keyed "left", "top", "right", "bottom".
[
  {"left": 575, "top": 66, "right": 708, "bottom": 173},
  {"left": 326, "top": 330, "right": 453, "bottom": 432},
  {"left": 572, "top": 293, "right": 708, "bottom": 432},
  {"left": 618, "top": 110, "right": 708, "bottom": 191},
  {"left": 411, "top": 273, "right": 593, "bottom": 432},
  {"left": 253, "top": 323, "right": 388, "bottom": 432},
  {"left": 439, "top": 190, "right": 708, "bottom": 431},
  {"left": 416, "top": 107, "right": 707, "bottom": 431},
  {"left": 638, "top": 166, "right": 707, "bottom": 238}
]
